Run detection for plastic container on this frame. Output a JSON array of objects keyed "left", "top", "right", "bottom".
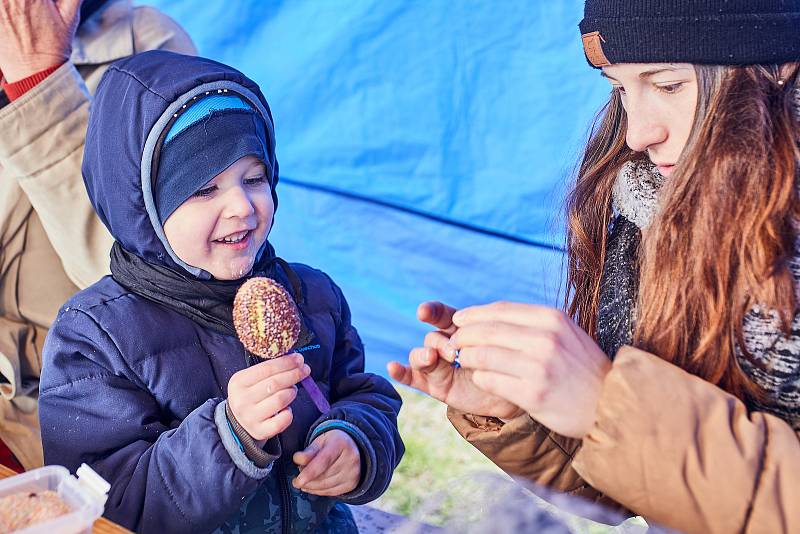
[{"left": 0, "top": 464, "right": 110, "bottom": 534}]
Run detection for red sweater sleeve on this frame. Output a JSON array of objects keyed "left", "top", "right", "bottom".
[{"left": 1, "top": 64, "right": 63, "bottom": 102}]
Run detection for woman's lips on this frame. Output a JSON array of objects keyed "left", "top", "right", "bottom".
[{"left": 656, "top": 164, "right": 675, "bottom": 177}]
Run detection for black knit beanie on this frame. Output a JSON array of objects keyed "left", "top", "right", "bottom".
[
  {"left": 579, "top": 0, "right": 800, "bottom": 68},
  {"left": 155, "top": 94, "right": 271, "bottom": 224}
]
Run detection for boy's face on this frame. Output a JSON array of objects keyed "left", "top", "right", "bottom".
[{"left": 163, "top": 155, "right": 274, "bottom": 280}]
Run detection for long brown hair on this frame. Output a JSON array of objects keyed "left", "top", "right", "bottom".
[{"left": 566, "top": 63, "right": 800, "bottom": 401}]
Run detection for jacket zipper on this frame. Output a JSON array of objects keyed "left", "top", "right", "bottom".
[
  {"left": 243, "top": 350, "right": 291, "bottom": 534},
  {"left": 276, "top": 446, "right": 292, "bottom": 534}
]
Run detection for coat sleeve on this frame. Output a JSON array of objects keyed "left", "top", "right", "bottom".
[
  {"left": 571, "top": 346, "right": 800, "bottom": 534},
  {"left": 445, "top": 408, "right": 625, "bottom": 514},
  {"left": 0, "top": 7, "right": 195, "bottom": 289},
  {"left": 305, "top": 276, "right": 404, "bottom": 505},
  {"left": 39, "top": 309, "right": 271, "bottom": 534}
]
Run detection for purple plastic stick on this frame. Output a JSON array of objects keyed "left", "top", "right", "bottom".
[{"left": 301, "top": 375, "right": 330, "bottom": 414}]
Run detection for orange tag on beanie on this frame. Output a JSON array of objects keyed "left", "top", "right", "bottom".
[{"left": 582, "top": 31, "right": 611, "bottom": 67}]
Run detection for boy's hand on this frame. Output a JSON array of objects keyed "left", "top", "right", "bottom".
[
  {"left": 227, "top": 354, "right": 310, "bottom": 441},
  {"left": 292, "top": 429, "right": 360, "bottom": 496}
]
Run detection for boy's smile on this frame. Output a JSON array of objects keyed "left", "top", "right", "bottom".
[
  {"left": 215, "top": 230, "right": 252, "bottom": 247},
  {"left": 163, "top": 155, "right": 274, "bottom": 280}
]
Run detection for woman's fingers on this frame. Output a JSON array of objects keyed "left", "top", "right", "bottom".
[
  {"left": 456, "top": 346, "right": 538, "bottom": 377},
  {"left": 417, "top": 301, "right": 458, "bottom": 334},
  {"left": 453, "top": 302, "right": 569, "bottom": 330},
  {"left": 386, "top": 361, "right": 413, "bottom": 385},
  {"left": 424, "top": 331, "right": 457, "bottom": 362},
  {"left": 388, "top": 346, "right": 455, "bottom": 399},
  {"left": 389, "top": 346, "right": 448, "bottom": 383},
  {"left": 409, "top": 346, "right": 444, "bottom": 372},
  {"left": 423, "top": 330, "right": 450, "bottom": 351},
  {"left": 448, "top": 321, "right": 540, "bottom": 352},
  {"left": 386, "top": 347, "right": 437, "bottom": 386},
  {"left": 471, "top": 370, "right": 537, "bottom": 412}
]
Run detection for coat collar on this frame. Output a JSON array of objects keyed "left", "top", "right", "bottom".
[{"left": 71, "top": 0, "right": 134, "bottom": 66}]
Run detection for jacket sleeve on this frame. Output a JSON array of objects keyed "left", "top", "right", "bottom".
[
  {"left": 306, "top": 277, "right": 404, "bottom": 505},
  {"left": 39, "top": 309, "right": 271, "bottom": 534},
  {"left": 445, "top": 409, "right": 625, "bottom": 514},
  {"left": 0, "top": 7, "right": 195, "bottom": 289},
  {"left": 571, "top": 346, "right": 800, "bottom": 534}
]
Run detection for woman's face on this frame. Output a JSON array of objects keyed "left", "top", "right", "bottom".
[{"left": 601, "top": 63, "right": 698, "bottom": 178}]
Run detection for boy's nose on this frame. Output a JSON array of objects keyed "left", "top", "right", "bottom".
[{"left": 223, "top": 186, "right": 256, "bottom": 218}]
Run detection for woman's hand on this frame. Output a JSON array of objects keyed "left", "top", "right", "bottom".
[
  {"left": 449, "top": 302, "right": 612, "bottom": 438},
  {"left": 387, "top": 301, "right": 524, "bottom": 419},
  {"left": 227, "top": 354, "right": 310, "bottom": 441}
]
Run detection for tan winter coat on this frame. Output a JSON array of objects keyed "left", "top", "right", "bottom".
[
  {"left": 0, "top": 0, "right": 195, "bottom": 470},
  {"left": 449, "top": 345, "right": 800, "bottom": 534}
]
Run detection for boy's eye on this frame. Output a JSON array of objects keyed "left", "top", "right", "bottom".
[
  {"left": 193, "top": 185, "right": 217, "bottom": 197},
  {"left": 244, "top": 175, "right": 269, "bottom": 187}
]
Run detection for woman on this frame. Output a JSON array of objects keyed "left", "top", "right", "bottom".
[{"left": 389, "top": 2, "right": 800, "bottom": 533}]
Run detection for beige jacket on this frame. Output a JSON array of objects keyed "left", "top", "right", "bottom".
[
  {"left": 449, "top": 346, "right": 800, "bottom": 534},
  {"left": 0, "top": 0, "right": 195, "bottom": 470}
]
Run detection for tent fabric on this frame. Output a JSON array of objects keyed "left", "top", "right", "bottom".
[{"left": 138, "top": 0, "right": 610, "bottom": 373}]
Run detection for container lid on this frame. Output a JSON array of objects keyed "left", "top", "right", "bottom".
[{"left": 74, "top": 464, "right": 110, "bottom": 506}]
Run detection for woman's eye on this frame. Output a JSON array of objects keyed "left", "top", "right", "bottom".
[
  {"left": 244, "top": 175, "right": 268, "bottom": 187},
  {"left": 655, "top": 82, "right": 684, "bottom": 94},
  {"left": 193, "top": 185, "right": 217, "bottom": 197}
]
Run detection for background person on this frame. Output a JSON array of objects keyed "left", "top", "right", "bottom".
[{"left": 0, "top": 0, "right": 195, "bottom": 470}]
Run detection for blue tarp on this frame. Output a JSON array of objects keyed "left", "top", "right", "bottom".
[{"left": 140, "top": 0, "right": 610, "bottom": 374}]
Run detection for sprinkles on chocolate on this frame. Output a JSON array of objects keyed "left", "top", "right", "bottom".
[{"left": 233, "top": 277, "right": 301, "bottom": 359}]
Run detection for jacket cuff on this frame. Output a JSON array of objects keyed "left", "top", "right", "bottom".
[
  {"left": 1, "top": 64, "right": 63, "bottom": 102},
  {"left": 447, "top": 407, "right": 580, "bottom": 478},
  {"left": 0, "top": 62, "right": 89, "bottom": 170},
  {"left": 214, "top": 400, "right": 278, "bottom": 479},
  {"left": 306, "top": 419, "right": 376, "bottom": 502}
]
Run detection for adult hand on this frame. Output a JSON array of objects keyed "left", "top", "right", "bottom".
[
  {"left": 448, "top": 302, "right": 612, "bottom": 438},
  {"left": 227, "top": 353, "right": 309, "bottom": 441},
  {"left": 292, "top": 429, "right": 360, "bottom": 496},
  {"left": 387, "top": 301, "right": 524, "bottom": 419},
  {"left": 0, "top": 0, "right": 83, "bottom": 82}
]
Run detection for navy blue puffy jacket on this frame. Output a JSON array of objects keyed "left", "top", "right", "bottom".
[{"left": 39, "top": 51, "right": 403, "bottom": 534}]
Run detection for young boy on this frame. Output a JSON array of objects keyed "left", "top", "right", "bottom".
[{"left": 38, "top": 51, "right": 403, "bottom": 533}]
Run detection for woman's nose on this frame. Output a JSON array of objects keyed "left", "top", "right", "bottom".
[
  {"left": 624, "top": 101, "right": 668, "bottom": 153},
  {"left": 222, "top": 186, "right": 256, "bottom": 218}
]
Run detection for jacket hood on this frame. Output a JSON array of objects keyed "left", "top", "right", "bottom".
[{"left": 82, "top": 50, "right": 278, "bottom": 277}]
